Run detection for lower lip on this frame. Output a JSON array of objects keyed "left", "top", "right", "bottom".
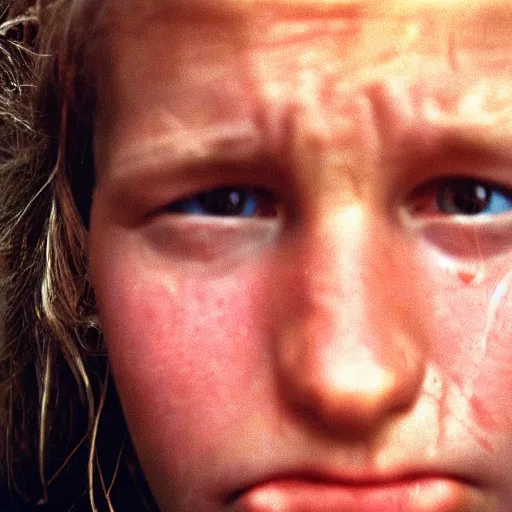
[{"left": 234, "top": 477, "right": 471, "bottom": 512}]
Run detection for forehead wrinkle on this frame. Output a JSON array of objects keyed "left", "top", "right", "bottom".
[
  {"left": 95, "top": 0, "right": 512, "bottom": 179},
  {"left": 248, "top": 58, "right": 512, "bottom": 182}
]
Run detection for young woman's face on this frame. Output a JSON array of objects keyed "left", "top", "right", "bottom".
[{"left": 89, "top": 1, "right": 512, "bottom": 510}]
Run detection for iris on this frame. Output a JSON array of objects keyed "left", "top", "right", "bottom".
[
  {"left": 167, "top": 187, "right": 276, "bottom": 217},
  {"left": 435, "top": 179, "right": 512, "bottom": 215}
]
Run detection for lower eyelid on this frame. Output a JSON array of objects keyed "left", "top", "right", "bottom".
[
  {"left": 411, "top": 215, "right": 512, "bottom": 260},
  {"left": 143, "top": 215, "right": 281, "bottom": 268}
]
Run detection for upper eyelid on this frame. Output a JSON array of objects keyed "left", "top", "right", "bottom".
[
  {"left": 413, "top": 175, "right": 512, "bottom": 190},
  {"left": 108, "top": 150, "right": 283, "bottom": 189},
  {"left": 100, "top": 151, "right": 285, "bottom": 210}
]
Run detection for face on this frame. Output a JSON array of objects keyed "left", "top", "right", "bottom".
[{"left": 89, "top": 1, "right": 512, "bottom": 510}]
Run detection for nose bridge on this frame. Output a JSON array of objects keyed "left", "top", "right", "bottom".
[
  {"left": 276, "top": 206, "right": 426, "bottom": 430},
  {"left": 302, "top": 207, "right": 396, "bottom": 356}
]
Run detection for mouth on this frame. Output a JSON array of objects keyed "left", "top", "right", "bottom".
[{"left": 229, "top": 475, "right": 492, "bottom": 512}]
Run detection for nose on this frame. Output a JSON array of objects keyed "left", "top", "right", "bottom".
[{"left": 275, "top": 206, "right": 427, "bottom": 432}]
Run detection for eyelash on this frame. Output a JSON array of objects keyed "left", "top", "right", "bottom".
[
  {"left": 164, "top": 186, "right": 278, "bottom": 218},
  {"left": 409, "top": 177, "right": 512, "bottom": 217},
  {"left": 160, "top": 177, "right": 512, "bottom": 221}
]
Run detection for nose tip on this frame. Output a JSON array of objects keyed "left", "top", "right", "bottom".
[
  {"left": 315, "top": 361, "right": 405, "bottom": 424},
  {"left": 277, "top": 309, "right": 426, "bottom": 431}
]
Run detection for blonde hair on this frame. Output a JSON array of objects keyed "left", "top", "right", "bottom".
[{"left": 0, "top": 2, "right": 156, "bottom": 510}]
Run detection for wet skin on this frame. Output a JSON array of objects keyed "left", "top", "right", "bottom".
[{"left": 89, "top": 1, "right": 512, "bottom": 510}]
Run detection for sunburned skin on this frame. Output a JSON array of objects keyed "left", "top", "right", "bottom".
[{"left": 90, "top": 0, "right": 512, "bottom": 510}]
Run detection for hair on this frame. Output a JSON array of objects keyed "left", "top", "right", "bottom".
[{"left": 0, "top": 2, "right": 156, "bottom": 510}]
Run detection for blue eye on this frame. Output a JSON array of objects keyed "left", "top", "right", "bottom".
[
  {"left": 411, "top": 178, "right": 512, "bottom": 216},
  {"left": 436, "top": 179, "right": 512, "bottom": 215},
  {"left": 166, "top": 187, "right": 277, "bottom": 217}
]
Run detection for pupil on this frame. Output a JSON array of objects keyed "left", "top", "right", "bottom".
[
  {"left": 198, "top": 188, "right": 247, "bottom": 216},
  {"left": 436, "top": 180, "right": 491, "bottom": 215}
]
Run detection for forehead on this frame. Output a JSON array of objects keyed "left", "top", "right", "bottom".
[
  {"left": 101, "top": 0, "right": 512, "bottom": 89},
  {"left": 111, "top": 0, "right": 508, "bottom": 13},
  {"left": 95, "top": 0, "right": 512, "bottom": 177},
  {"left": 107, "top": 0, "right": 512, "bottom": 25}
]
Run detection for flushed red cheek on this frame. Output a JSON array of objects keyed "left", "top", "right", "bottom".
[
  {"left": 469, "top": 319, "right": 512, "bottom": 433},
  {"left": 100, "top": 260, "right": 272, "bottom": 444},
  {"left": 427, "top": 268, "right": 512, "bottom": 444}
]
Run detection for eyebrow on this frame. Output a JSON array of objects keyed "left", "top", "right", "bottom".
[
  {"left": 103, "top": 114, "right": 512, "bottom": 195},
  {"left": 101, "top": 121, "right": 265, "bottom": 188},
  {"left": 387, "top": 124, "right": 512, "bottom": 179}
]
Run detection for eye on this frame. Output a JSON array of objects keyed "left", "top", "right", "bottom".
[
  {"left": 409, "top": 178, "right": 512, "bottom": 216},
  {"left": 165, "top": 187, "right": 278, "bottom": 218}
]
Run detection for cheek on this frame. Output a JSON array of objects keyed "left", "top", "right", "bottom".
[
  {"left": 426, "top": 259, "right": 512, "bottom": 439},
  {"left": 93, "top": 247, "right": 273, "bottom": 488},
  {"left": 467, "top": 281, "right": 512, "bottom": 432}
]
